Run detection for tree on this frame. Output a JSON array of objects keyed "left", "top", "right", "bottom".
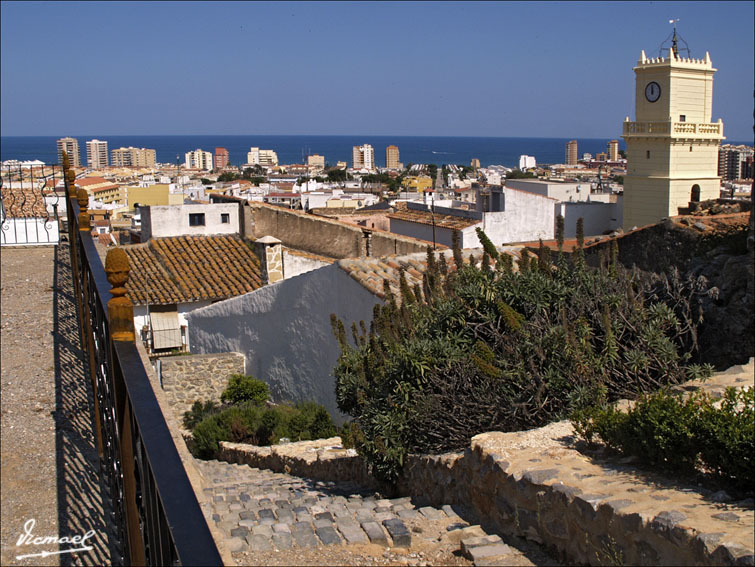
[
  {"left": 218, "top": 172, "right": 239, "bottom": 182},
  {"left": 506, "top": 170, "right": 537, "bottom": 179}
]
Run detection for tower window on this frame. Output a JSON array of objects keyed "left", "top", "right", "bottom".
[
  {"left": 679, "top": 115, "right": 686, "bottom": 122},
  {"left": 690, "top": 146, "right": 693, "bottom": 152},
  {"left": 646, "top": 150, "right": 651, "bottom": 159}
]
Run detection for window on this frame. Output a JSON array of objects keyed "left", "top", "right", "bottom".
[
  {"left": 189, "top": 213, "right": 205, "bottom": 226},
  {"left": 646, "top": 150, "right": 650, "bottom": 159},
  {"left": 220, "top": 213, "right": 230, "bottom": 224},
  {"left": 679, "top": 115, "right": 686, "bottom": 122}
]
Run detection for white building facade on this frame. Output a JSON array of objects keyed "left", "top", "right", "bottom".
[{"left": 185, "top": 149, "right": 214, "bottom": 171}]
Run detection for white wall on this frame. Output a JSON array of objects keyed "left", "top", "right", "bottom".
[
  {"left": 557, "top": 199, "right": 623, "bottom": 238},
  {"left": 187, "top": 264, "right": 381, "bottom": 422},
  {"left": 283, "top": 250, "right": 330, "bottom": 279},
  {"left": 506, "top": 179, "right": 592, "bottom": 202},
  {"left": 141, "top": 203, "right": 239, "bottom": 240},
  {"left": 1, "top": 217, "right": 59, "bottom": 245}
]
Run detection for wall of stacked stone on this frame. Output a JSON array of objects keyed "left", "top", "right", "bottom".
[
  {"left": 159, "top": 352, "right": 245, "bottom": 420},
  {"left": 247, "top": 203, "right": 435, "bottom": 259}
]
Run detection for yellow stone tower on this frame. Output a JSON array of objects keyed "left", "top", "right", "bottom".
[{"left": 622, "top": 43, "right": 724, "bottom": 229}]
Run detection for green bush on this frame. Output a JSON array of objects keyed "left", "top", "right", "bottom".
[
  {"left": 332, "top": 227, "right": 714, "bottom": 484},
  {"left": 183, "top": 400, "right": 220, "bottom": 430},
  {"left": 189, "top": 401, "right": 336, "bottom": 459},
  {"left": 572, "top": 387, "right": 754, "bottom": 490},
  {"left": 221, "top": 373, "right": 270, "bottom": 405},
  {"left": 696, "top": 387, "right": 754, "bottom": 489}
]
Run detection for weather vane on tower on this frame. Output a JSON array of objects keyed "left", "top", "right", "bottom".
[{"left": 659, "top": 18, "right": 690, "bottom": 58}]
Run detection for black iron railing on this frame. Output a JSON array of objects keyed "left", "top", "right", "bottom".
[{"left": 61, "top": 157, "right": 222, "bottom": 566}]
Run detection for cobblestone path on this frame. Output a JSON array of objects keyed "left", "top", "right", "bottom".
[{"left": 196, "top": 459, "right": 558, "bottom": 566}]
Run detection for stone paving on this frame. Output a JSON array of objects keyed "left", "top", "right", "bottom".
[{"left": 194, "top": 459, "right": 547, "bottom": 566}]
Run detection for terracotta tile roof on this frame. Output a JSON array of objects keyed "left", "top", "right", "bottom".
[
  {"left": 122, "top": 235, "right": 264, "bottom": 305},
  {"left": 338, "top": 248, "right": 522, "bottom": 301},
  {"left": 1, "top": 186, "right": 50, "bottom": 218},
  {"left": 75, "top": 177, "right": 109, "bottom": 187},
  {"left": 387, "top": 208, "right": 481, "bottom": 230}
]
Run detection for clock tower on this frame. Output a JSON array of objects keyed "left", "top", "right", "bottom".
[{"left": 622, "top": 45, "right": 724, "bottom": 229}]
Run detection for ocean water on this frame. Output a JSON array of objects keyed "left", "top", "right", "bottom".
[{"left": 1, "top": 135, "right": 633, "bottom": 169}]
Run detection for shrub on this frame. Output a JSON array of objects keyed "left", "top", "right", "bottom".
[
  {"left": 221, "top": 373, "right": 270, "bottom": 405},
  {"left": 572, "top": 387, "right": 754, "bottom": 490},
  {"left": 696, "top": 387, "right": 754, "bottom": 489},
  {"left": 332, "top": 231, "right": 713, "bottom": 483},
  {"left": 188, "top": 400, "right": 336, "bottom": 459},
  {"left": 183, "top": 400, "right": 220, "bottom": 430}
]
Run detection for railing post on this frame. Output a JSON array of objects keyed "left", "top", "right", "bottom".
[
  {"left": 106, "top": 248, "right": 145, "bottom": 565},
  {"left": 77, "top": 188, "right": 90, "bottom": 232},
  {"left": 106, "top": 248, "right": 135, "bottom": 341}
]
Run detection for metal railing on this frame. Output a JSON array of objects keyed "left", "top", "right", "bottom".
[
  {"left": 1, "top": 164, "right": 64, "bottom": 245},
  {"left": 62, "top": 155, "right": 222, "bottom": 566}
]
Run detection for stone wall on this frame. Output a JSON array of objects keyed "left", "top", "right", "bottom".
[
  {"left": 159, "top": 352, "right": 245, "bottom": 420},
  {"left": 216, "top": 360, "right": 754, "bottom": 566},
  {"left": 247, "top": 203, "right": 434, "bottom": 259}
]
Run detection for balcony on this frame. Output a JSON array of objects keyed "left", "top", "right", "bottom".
[{"left": 622, "top": 120, "right": 724, "bottom": 140}]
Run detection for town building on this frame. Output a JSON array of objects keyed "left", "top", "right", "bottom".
[
  {"left": 57, "top": 137, "right": 81, "bottom": 167},
  {"left": 519, "top": 155, "right": 536, "bottom": 170},
  {"left": 246, "top": 147, "right": 278, "bottom": 167},
  {"left": 214, "top": 147, "right": 230, "bottom": 169},
  {"left": 718, "top": 144, "right": 754, "bottom": 181},
  {"left": 471, "top": 158, "right": 481, "bottom": 170},
  {"left": 123, "top": 234, "right": 265, "bottom": 352},
  {"left": 307, "top": 154, "right": 325, "bottom": 170},
  {"left": 111, "top": 147, "right": 157, "bottom": 168},
  {"left": 565, "top": 140, "right": 578, "bottom": 166},
  {"left": 607, "top": 139, "right": 620, "bottom": 162},
  {"left": 386, "top": 145, "right": 400, "bottom": 169},
  {"left": 622, "top": 47, "right": 724, "bottom": 229},
  {"left": 139, "top": 203, "right": 239, "bottom": 240},
  {"left": 352, "top": 144, "right": 375, "bottom": 171},
  {"left": 185, "top": 149, "right": 214, "bottom": 171},
  {"left": 86, "top": 139, "right": 109, "bottom": 169}
]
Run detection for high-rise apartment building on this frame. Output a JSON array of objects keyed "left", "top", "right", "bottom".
[
  {"left": 57, "top": 137, "right": 81, "bottom": 167},
  {"left": 622, "top": 48, "right": 723, "bottom": 229},
  {"left": 111, "top": 147, "right": 157, "bottom": 168},
  {"left": 215, "top": 147, "right": 230, "bottom": 170},
  {"left": 470, "top": 158, "right": 481, "bottom": 170},
  {"left": 86, "top": 139, "right": 109, "bottom": 169},
  {"left": 565, "top": 140, "right": 578, "bottom": 165},
  {"left": 352, "top": 144, "right": 375, "bottom": 171},
  {"left": 386, "top": 145, "right": 400, "bottom": 169},
  {"left": 607, "top": 139, "right": 620, "bottom": 162},
  {"left": 185, "top": 149, "right": 214, "bottom": 171},
  {"left": 246, "top": 147, "right": 278, "bottom": 167},
  {"left": 718, "top": 144, "right": 755, "bottom": 181}
]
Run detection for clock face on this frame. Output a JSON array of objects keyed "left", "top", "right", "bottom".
[{"left": 645, "top": 82, "right": 661, "bottom": 103}]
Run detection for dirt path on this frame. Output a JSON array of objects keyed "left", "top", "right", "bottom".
[{"left": 1, "top": 245, "right": 114, "bottom": 566}]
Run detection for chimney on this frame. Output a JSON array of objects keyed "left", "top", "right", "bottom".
[{"left": 255, "top": 235, "right": 283, "bottom": 284}]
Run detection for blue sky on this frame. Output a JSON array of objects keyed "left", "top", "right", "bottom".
[{"left": 1, "top": 1, "right": 752, "bottom": 140}]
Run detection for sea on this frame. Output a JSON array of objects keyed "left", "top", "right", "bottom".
[{"left": 1, "top": 135, "right": 636, "bottom": 170}]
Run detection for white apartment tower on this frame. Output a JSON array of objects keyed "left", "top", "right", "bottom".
[
  {"left": 185, "top": 149, "right": 214, "bottom": 171},
  {"left": 246, "top": 147, "right": 278, "bottom": 167},
  {"left": 352, "top": 144, "right": 375, "bottom": 171},
  {"left": 86, "top": 139, "right": 109, "bottom": 169},
  {"left": 57, "top": 137, "right": 81, "bottom": 167},
  {"left": 622, "top": 47, "right": 724, "bottom": 229}
]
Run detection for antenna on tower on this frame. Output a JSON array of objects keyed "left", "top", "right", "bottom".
[{"left": 658, "top": 19, "right": 690, "bottom": 58}]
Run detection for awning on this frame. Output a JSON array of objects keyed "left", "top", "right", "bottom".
[{"left": 149, "top": 309, "right": 181, "bottom": 350}]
